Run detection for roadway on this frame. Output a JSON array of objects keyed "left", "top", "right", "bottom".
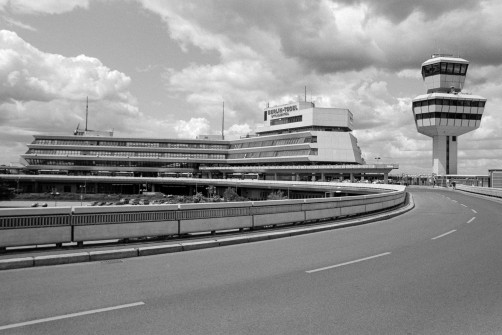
[{"left": 1, "top": 188, "right": 502, "bottom": 334}]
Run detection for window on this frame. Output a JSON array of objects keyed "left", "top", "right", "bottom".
[{"left": 270, "top": 115, "right": 303, "bottom": 126}]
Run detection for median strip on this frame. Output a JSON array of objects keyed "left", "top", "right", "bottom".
[
  {"left": 0, "top": 302, "right": 145, "bottom": 331},
  {"left": 306, "top": 252, "right": 391, "bottom": 273}
]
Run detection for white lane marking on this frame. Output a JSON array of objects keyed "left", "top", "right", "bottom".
[
  {"left": 432, "top": 230, "right": 456, "bottom": 240},
  {"left": 452, "top": 200, "right": 458, "bottom": 203},
  {"left": 460, "top": 204, "right": 468, "bottom": 207},
  {"left": 306, "top": 252, "right": 391, "bottom": 274},
  {"left": 0, "top": 302, "right": 145, "bottom": 331},
  {"left": 472, "top": 209, "right": 477, "bottom": 214},
  {"left": 467, "top": 217, "right": 476, "bottom": 224}
]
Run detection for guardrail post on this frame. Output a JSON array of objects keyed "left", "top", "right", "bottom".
[
  {"left": 0, "top": 247, "right": 5, "bottom": 253},
  {"left": 77, "top": 241, "right": 84, "bottom": 248}
]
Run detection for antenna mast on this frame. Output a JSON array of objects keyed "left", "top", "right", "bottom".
[
  {"left": 85, "top": 96, "right": 89, "bottom": 131},
  {"left": 222, "top": 101, "right": 225, "bottom": 140}
]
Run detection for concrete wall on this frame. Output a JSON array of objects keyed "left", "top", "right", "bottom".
[{"left": 0, "top": 189, "right": 406, "bottom": 248}]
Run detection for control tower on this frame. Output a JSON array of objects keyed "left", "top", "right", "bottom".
[{"left": 412, "top": 54, "right": 487, "bottom": 175}]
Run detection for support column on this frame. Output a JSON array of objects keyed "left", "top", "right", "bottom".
[
  {"left": 350, "top": 173, "right": 354, "bottom": 183},
  {"left": 432, "top": 135, "right": 457, "bottom": 175},
  {"left": 274, "top": 173, "right": 277, "bottom": 181},
  {"left": 321, "top": 173, "right": 325, "bottom": 182},
  {"left": 384, "top": 173, "right": 388, "bottom": 184}
]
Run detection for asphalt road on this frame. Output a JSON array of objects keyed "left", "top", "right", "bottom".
[{"left": 1, "top": 188, "right": 502, "bottom": 334}]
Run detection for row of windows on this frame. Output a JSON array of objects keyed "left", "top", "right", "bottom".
[
  {"left": 227, "top": 149, "right": 315, "bottom": 159},
  {"left": 25, "top": 159, "right": 198, "bottom": 169},
  {"left": 270, "top": 115, "right": 303, "bottom": 126},
  {"left": 230, "top": 137, "right": 316, "bottom": 149},
  {"left": 422, "top": 62, "right": 468, "bottom": 78},
  {"left": 258, "top": 126, "right": 350, "bottom": 136},
  {"left": 415, "top": 112, "right": 482, "bottom": 121},
  {"left": 27, "top": 149, "right": 225, "bottom": 159},
  {"left": 412, "top": 99, "right": 486, "bottom": 108},
  {"left": 33, "top": 139, "right": 229, "bottom": 150}
]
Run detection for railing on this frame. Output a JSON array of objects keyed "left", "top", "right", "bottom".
[
  {"left": 0, "top": 187, "right": 406, "bottom": 249},
  {"left": 456, "top": 185, "right": 502, "bottom": 198}
]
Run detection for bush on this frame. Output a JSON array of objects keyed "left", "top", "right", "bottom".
[
  {"left": 267, "top": 190, "right": 288, "bottom": 200},
  {"left": 223, "top": 187, "right": 248, "bottom": 202}
]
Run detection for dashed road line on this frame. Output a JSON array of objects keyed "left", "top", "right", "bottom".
[
  {"left": 432, "top": 230, "right": 456, "bottom": 240},
  {"left": 0, "top": 302, "right": 145, "bottom": 331},
  {"left": 460, "top": 204, "right": 468, "bottom": 207},
  {"left": 467, "top": 217, "right": 476, "bottom": 224},
  {"left": 471, "top": 209, "right": 477, "bottom": 214},
  {"left": 306, "top": 252, "right": 391, "bottom": 274}
]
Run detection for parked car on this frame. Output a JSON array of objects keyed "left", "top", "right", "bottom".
[
  {"left": 40, "top": 203, "right": 48, "bottom": 207},
  {"left": 30, "top": 203, "right": 39, "bottom": 207}
]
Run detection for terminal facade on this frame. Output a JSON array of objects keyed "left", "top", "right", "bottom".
[{"left": 7, "top": 101, "right": 398, "bottom": 194}]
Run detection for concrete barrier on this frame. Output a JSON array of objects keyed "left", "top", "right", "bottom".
[
  {"left": 179, "top": 216, "right": 252, "bottom": 234},
  {"left": 73, "top": 221, "right": 178, "bottom": 242},
  {"left": 0, "top": 226, "right": 72, "bottom": 248},
  {"left": 0, "top": 187, "right": 406, "bottom": 248}
]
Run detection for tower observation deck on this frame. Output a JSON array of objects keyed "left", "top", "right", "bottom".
[{"left": 412, "top": 54, "right": 487, "bottom": 175}]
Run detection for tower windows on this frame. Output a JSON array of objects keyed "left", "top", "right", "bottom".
[{"left": 421, "top": 62, "right": 469, "bottom": 78}]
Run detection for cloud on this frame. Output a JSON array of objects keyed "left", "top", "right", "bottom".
[
  {"left": 0, "top": 30, "right": 140, "bottom": 163},
  {"left": 0, "top": 30, "right": 133, "bottom": 103},
  {"left": 173, "top": 117, "right": 210, "bottom": 139},
  {"left": 0, "top": 0, "right": 89, "bottom": 15},
  {"left": 0, "top": 14, "right": 36, "bottom": 31}
]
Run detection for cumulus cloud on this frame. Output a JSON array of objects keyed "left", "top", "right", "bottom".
[
  {"left": 173, "top": 117, "right": 210, "bottom": 139},
  {"left": 0, "top": 0, "right": 89, "bottom": 15},
  {"left": 0, "top": 30, "right": 132, "bottom": 103},
  {"left": 137, "top": 0, "right": 502, "bottom": 174},
  {"left": 0, "top": 30, "right": 140, "bottom": 163}
]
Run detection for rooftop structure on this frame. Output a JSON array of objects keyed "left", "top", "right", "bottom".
[{"left": 412, "top": 54, "right": 487, "bottom": 175}]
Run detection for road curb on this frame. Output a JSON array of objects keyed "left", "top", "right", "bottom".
[{"left": 0, "top": 194, "right": 414, "bottom": 270}]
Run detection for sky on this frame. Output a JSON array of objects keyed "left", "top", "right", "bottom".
[{"left": 0, "top": 0, "right": 501, "bottom": 175}]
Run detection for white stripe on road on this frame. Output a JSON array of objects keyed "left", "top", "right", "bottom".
[
  {"left": 306, "top": 252, "right": 391, "bottom": 274},
  {"left": 0, "top": 302, "right": 145, "bottom": 331},
  {"left": 471, "top": 209, "right": 477, "bottom": 214},
  {"left": 460, "top": 204, "right": 467, "bottom": 207},
  {"left": 432, "top": 230, "right": 456, "bottom": 240},
  {"left": 452, "top": 200, "right": 458, "bottom": 203},
  {"left": 467, "top": 217, "right": 476, "bottom": 224}
]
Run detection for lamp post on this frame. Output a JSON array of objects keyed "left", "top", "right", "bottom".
[
  {"left": 79, "top": 184, "right": 86, "bottom": 206},
  {"left": 51, "top": 188, "right": 60, "bottom": 207}
]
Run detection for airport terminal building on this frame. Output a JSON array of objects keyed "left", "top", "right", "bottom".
[{"left": 6, "top": 101, "right": 398, "bottom": 194}]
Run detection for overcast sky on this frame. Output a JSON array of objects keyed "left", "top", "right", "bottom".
[{"left": 1, "top": 0, "right": 501, "bottom": 175}]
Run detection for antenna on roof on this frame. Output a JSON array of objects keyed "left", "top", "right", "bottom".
[
  {"left": 222, "top": 101, "right": 225, "bottom": 140},
  {"left": 85, "top": 96, "right": 89, "bottom": 131}
]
